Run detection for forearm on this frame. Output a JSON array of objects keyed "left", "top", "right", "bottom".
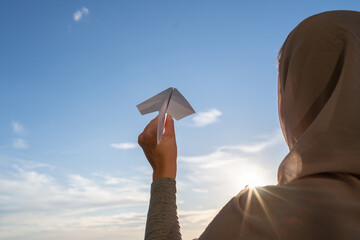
[{"left": 145, "top": 177, "right": 181, "bottom": 240}]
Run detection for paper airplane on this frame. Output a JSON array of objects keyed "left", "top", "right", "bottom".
[{"left": 137, "top": 87, "right": 195, "bottom": 144}]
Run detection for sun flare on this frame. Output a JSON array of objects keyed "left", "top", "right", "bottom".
[{"left": 237, "top": 170, "right": 266, "bottom": 189}]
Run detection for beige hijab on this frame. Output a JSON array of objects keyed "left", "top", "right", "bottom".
[
  {"left": 278, "top": 10, "right": 360, "bottom": 185},
  {"left": 199, "top": 11, "right": 360, "bottom": 240}
]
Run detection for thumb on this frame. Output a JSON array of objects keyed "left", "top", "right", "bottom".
[{"left": 164, "top": 114, "right": 175, "bottom": 137}]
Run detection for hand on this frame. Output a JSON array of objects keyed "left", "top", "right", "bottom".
[{"left": 138, "top": 115, "right": 177, "bottom": 181}]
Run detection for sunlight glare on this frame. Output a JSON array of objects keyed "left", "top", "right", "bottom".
[{"left": 237, "top": 170, "right": 266, "bottom": 189}]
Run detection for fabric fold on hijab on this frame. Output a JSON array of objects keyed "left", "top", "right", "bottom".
[{"left": 277, "top": 10, "right": 360, "bottom": 185}]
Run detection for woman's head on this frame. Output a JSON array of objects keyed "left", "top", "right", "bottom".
[{"left": 277, "top": 11, "right": 360, "bottom": 184}]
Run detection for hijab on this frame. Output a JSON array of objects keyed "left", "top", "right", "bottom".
[
  {"left": 199, "top": 11, "right": 360, "bottom": 240},
  {"left": 277, "top": 10, "right": 360, "bottom": 185}
]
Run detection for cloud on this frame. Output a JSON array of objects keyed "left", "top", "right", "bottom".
[
  {"left": 110, "top": 142, "right": 138, "bottom": 150},
  {"left": 12, "top": 138, "right": 28, "bottom": 149},
  {"left": 0, "top": 156, "right": 229, "bottom": 240},
  {"left": 179, "top": 209, "right": 218, "bottom": 225},
  {"left": 192, "top": 109, "right": 222, "bottom": 127},
  {"left": 12, "top": 121, "right": 24, "bottom": 134},
  {"left": 11, "top": 122, "right": 28, "bottom": 149},
  {"left": 74, "top": 7, "right": 89, "bottom": 21},
  {"left": 178, "top": 130, "right": 286, "bottom": 199},
  {"left": 0, "top": 166, "right": 149, "bottom": 214},
  {"left": 0, "top": 162, "right": 149, "bottom": 239},
  {"left": 0, "top": 155, "right": 54, "bottom": 169},
  {"left": 218, "top": 130, "right": 284, "bottom": 153}
]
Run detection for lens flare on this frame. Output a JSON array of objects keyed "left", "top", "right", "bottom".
[{"left": 237, "top": 170, "right": 266, "bottom": 189}]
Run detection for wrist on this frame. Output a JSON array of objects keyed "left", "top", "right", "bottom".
[{"left": 152, "top": 167, "right": 176, "bottom": 181}]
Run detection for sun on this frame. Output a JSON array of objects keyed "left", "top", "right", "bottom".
[{"left": 237, "top": 170, "right": 266, "bottom": 189}]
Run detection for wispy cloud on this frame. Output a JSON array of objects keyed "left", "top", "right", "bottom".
[
  {"left": 110, "top": 142, "right": 138, "bottom": 150},
  {"left": 218, "top": 130, "right": 284, "bottom": 153},
  {"left": 0, "top": 158, "right": 221, "bottom": 240},
  {"left": 192, "top": 109, "right": 222, "bottom": 127},
  {"left": 12, "top": 121, "right": 24, "bottom": 134},
  {"left": 10, "top": 122, "right": 29, "bottom": 149},
  {"left": 92, "top": 173, "right": 145, "bottom": 186},
  {"left": 178, "top": 130, "right": 286, "bottom": 199},
  {"left": 0, "top": 155, "right": 54, "bottom": 169},
  {"left": 0, "top": 162, "right": 149, "bottom": 239},
  {"left": 12, "top": 138, "right": 28, "bottom": 149},
  {"left": 179, "top": 209, "right": 218, "bottom": 225},
  {"left": 74, "top": 7, "right": 89, "bottom": 22},
  {"left": 178, "top": 209, "right": 220, "bottom": 240}
]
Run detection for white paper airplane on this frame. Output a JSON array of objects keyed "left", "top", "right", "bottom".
[{"left": 137, "top": 87, "right": 195, "bottom": 144}]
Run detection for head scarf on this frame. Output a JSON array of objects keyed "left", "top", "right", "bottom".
[
  {"left": 278, "top": 10, "right": 360, "bottom": 185},
  {"left": 199, "top": 11, "right": 360, "bottom": 240}
]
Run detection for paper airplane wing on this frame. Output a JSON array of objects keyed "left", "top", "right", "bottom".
[
  {"left": 136, "top": 87, "right": 173, "bottom": 115},
  {"left": 157, "top": 100, "right": 169, "bottom": 144},
  {"left": 166, "top": 88, "right": 195, "bottom": 120},
  {"left": 137, "top": 87, "right": 195, "bottom": 144}
]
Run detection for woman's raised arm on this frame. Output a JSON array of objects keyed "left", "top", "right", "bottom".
[{"left": 139, "top": 115, "right": 181, "bottom": 240}]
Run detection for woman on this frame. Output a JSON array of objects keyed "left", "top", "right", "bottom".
[{"left": 138, "top": 10, "right": 360, "bottom": 240}]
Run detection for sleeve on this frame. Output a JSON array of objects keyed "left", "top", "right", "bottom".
[{"left": 145, "top": 177, "right": 181, "bottom": 240}]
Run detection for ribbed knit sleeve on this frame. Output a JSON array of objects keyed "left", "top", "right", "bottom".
[{"left": 145, "top": 177, "right": 181, "bottom": 240}]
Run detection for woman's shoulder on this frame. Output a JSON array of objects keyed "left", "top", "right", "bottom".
[{"left": 235, "top": 173, "right": 360, "bottom": 222}]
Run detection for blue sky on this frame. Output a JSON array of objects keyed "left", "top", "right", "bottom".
[{"left": 1, "top": 1, "right": 359, "bottom": 239}]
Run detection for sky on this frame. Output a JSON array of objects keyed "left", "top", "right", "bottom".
[{"left": 0, "top": 1, "right": 359, "bottom": 239}]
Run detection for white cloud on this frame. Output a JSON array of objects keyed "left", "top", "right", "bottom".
[
  {"left": 0, "top": 166, "right": 149, "bottom": 213},
  {"left": 74, "top": 6, "right": 89, "bottom": 21},
  {"left": 192, "top": 109, "right": 222, "bottom": 127},
  {"left": 12, "top": 138, "right": 28, "bottom": 149},
  {"left": 12, "top": 121, "right": 24, "bottom": 134},
  {"left": 179, "top": 209, "right": 218, "bottom": 225},
  {"left": 178, "top": 130, "right": 286, "bottom": 199},
  {"left": 110, "top": 142, "right": 138, "bottom": 150},
  {"left": 0, "top": 163, "right": 149, "bottom": 239},
  {"left": 0, "top": 156, "right": 229, "bottom": 240},
  {"left": 81, "top": 6, "right": 89, "bottom": 14},
  {"left": 218, "top": 130, "right": 284, "bottom": 153},
  {"left": 178, "top": 209, "right": 220, "bottom": 240}
]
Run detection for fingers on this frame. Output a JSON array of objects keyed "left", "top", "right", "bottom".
[
  {"left": 164, "top": 114, "right": 175, "bottom": 137},
  {"left": 138, "top": 114, "right": 175, "bottom": 147},
  {"left": 138, "top": 116, "right": 159, "bottom": 147}
]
